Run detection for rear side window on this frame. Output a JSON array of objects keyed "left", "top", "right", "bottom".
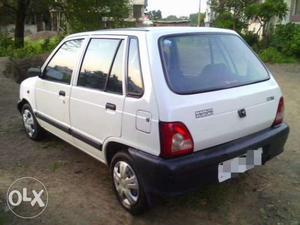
[
  {"left": 159, "top": 34, "right": 269, "bottom": 94},
  {"left": 127, "top": 38, "right": 144, "bottom": 97},
  {"left": 78, "top": 39, "right": 121, "bottom": 90},
  {"left": 106, "top": 41, "right": 124, "bottom": 94},
  {"left": 43, "top": 39, "right": 83, "bottom": 84}
]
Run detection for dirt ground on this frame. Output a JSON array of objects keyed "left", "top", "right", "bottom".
[{"left": 0, "top": 63, "right": 299, "bottom": 225}]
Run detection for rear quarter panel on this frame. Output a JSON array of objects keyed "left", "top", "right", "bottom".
[{"left": 119, "top": 33, "right": 161, "bottom": 156}]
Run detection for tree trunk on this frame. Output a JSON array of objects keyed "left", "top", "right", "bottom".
[
  {"left": 14, "top": 0, "right": 30, "bottom": 48},
  {"left": 36, "top": 14, "right": 44, "bottom": 31}
]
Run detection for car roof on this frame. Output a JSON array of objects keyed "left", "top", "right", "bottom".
[{"left": 66, "top": 27, "right": 237, "bottom": 39}]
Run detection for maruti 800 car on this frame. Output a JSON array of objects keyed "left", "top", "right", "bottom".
[{"left": 18, "top": 27, "right": 289, "bottom": 214}]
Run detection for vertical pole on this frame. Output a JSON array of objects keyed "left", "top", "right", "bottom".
[{"left": 198, "top": 0, "right": 202, "bottom": 27}]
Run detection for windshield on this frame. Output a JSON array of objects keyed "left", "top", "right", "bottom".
[{"left": 159, "top": 34, "right": 269, "bottom": 94}]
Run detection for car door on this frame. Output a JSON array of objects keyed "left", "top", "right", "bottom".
[
  {"left": 35, "top": 38, "right": 84, "bottom": 130},
  {"left": 69, "top": 36, "right": 126, "bottom": 150}
]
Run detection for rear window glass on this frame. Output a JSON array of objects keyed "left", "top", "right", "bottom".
[{"left": 159, "top": 34, "right": 269, "bottom": 94}]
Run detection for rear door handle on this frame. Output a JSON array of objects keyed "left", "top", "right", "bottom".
[
  {"left": 105, "top": 103, "right": 116, "bottom": 111},
  {"left": 59, "top": 90, "right": 66, "bottom": 97}
]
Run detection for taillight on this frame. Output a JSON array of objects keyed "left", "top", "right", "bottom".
[
  {"left": 159, "top": 122, "right": 194, "bottom": 158},
  {"left": 272, "top": 97, "right": 285, "bottom": 127}
]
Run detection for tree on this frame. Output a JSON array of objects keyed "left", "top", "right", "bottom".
[
  {"left": 165, "top": 15, "right": 178, "bottom": 21},
  {"left": 0, "top": 0, "right": 130, "bottom": 46},
  {"left": 0, "top": 0, "right": 31, "bottom": 48},
  {"left": 0, "top": 0, "right": 15, "bottom": 26},
  {"left": 28, "top": 0, "right": 53, "bottom": 31},
  {"left": 189, "top": 13, "right": 205, "bottom": 26},
  {"left": 208, "top": 0, "right": 256, "bottom": 33},
  {"left": 246, "top": 0, "right": 288, "bottom": 40},
  {"left": 52, "top": 0, "right": 130, "bottom": 32},
  {"left": 0, "top": 0, "right": 52, "bottom": 48},
  {"left": 147, "top": 10, "right": 162, "bottom": 20},
  {"left": 14, "top": 0, "right": 31, "bottom": 48}
]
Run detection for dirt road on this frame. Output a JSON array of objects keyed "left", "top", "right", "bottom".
[{"left": 0, "top": 63, "right": 299, "bottom": 225}]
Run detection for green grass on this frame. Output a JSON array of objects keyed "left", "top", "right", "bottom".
[
  {"left": 0, "top": 36, "right": 63, "bottom": 59},
  {"left": 259, "top": 47, "right": 298, "bottom": 64},
  {"left": 49, "top": 160, "right": 67, "bottom": 172},
  {"left": 0, "top": 209, "right": 10, "bottom": 225}
]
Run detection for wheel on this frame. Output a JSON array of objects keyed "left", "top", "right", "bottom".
[
  {"left": 21, "top": 103, "right": 44, "bottom": 140},
  {"left": 110, "top": 151, "right": 148, "bottom": 215}
]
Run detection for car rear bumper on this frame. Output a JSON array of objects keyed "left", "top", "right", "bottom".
[{"left": 129, "top": 123, "right": 289, "bottom": 197}]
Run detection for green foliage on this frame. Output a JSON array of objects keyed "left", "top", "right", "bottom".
[
  {"left": 246, "top": 0, "right": 288, "bottom": 38},
  {"left": 209, "top": 0, "right": 287, "bottom": 37},
  {"left": 189, "top": 13, "right": 205, "bottom": 26},
  {"left": 208, "top": 0, "right": 256, "bottom": 33},
  {"left": 213, "top": 11, "right": 246, "bottom": 32},
  {"left": 54, "top": 0, "right": 130, "bottom": 32},
  {"left": 0, "top": 33, "right": 14, "bottom": 47},
  {"left": 165, "top": 15, "right": 178, "bottom": 21},
  {"left": 0, "top": 35, "right": 64, "bottom": 59},
  {"left": 259, "top": 47, "right": 297, "bottom": 64},
  {"left": 290, "top": 32, "right": 300, "bottom": 57},
  {"left": 246, "top": 0, "right": 288, "bottom": 23},
  {"left": 241, "top": 31, "right": 259, "bottom": 48},
  {"left": 270, "top": 23, "right": 300, "bottom": 57}
]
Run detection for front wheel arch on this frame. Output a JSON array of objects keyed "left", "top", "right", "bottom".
[{"left": 17, "top": 98, "right": 30, "bottom": 113}]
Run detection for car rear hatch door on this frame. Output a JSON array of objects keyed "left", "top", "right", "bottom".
[{"left": 166, "top": 80, "right": 281, "bottom": 151}]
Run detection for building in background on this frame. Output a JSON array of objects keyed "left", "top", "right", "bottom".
[
  {"left": 286, "top": 0, "right": 300, "bottom": 23},
  {"left": 127, "top": 0, "right": 147, "bottom": 24},
  {"left": 204, "top": 2, "right": 213, "bottom": 27}
]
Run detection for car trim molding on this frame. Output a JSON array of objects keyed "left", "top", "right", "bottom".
[
  {"left": 35, "top": 112, "right": 70, "bottom": 133},
  {"left": 71, "top": 129, "right": 102, "bottom": 150},
  {"left": 35, "top": 112, "right": 102, "bottom": 150}
]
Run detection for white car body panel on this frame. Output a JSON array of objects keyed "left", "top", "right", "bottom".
[{"left": 35, "top": 80, "right": 71, "bottom": 125}]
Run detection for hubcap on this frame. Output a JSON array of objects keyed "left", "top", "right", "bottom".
[
  {"left": 113, "top": 161, "right": 139, "bottom": 208},
  {"left": 22, "top": 109, "right": 35, "bottom": 137}
]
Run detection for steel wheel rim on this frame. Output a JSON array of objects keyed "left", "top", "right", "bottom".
[
  {"left": 22, "top": 109, "right": 35, "bottom": 137},
  {"left": 113, "top": 161, "right": 139, "bottom": 208}
]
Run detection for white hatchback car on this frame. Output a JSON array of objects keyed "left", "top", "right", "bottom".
[{"left": 18, "top": 27, "right": 289, "bottom": 214}]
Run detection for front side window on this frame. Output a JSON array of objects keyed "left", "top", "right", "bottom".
[
  {"left": 159, "top": 34, "right": 269, "bottom": 94},
  {"left": 78, "top": 39, "right": 121, "bottom": 90},
  {"left": 127, "top": 38, "right": 144, "bottom": 97},
  {"left": 43, "top": 39, "right": 83, "bottom": 84}
]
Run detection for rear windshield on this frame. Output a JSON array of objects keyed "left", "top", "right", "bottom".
[{"left": 159, "top": 34, "right": 269, "bottom": 94}]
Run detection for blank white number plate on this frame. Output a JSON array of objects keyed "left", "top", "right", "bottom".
[{"left": 218, "top": 148, "right": 263, "bottom": 182}]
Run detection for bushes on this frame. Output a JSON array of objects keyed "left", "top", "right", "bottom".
[
  {"left": 242, "top": 31, "right": 259, "bottom": 48},
  {"left": 0, "top": 35, "right": 63, "bottom": 59},
  {"left": 270, "top": 23, "right": 300, "bottom": 57},
  {"left": 243, "top": 23, "right": 300, "bottom": 63},
  {"left": 259, "top": 47, "right": 297, "bottom": 63}
]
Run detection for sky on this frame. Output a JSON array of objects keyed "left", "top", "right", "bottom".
[{"left": 147, "top": 0, "right": 208, "bottom": 18}]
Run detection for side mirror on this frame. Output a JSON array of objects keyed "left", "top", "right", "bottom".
[{"left": 27, "top": 67, "right": 42, "bottom": 78}]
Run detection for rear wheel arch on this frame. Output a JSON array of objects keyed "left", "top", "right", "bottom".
[{"left": 104, "top": 142, "right": 130, "bottom": 166}]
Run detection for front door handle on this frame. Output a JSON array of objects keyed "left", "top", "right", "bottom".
[
  {"left": 105, "top": 103, "right": 116, "bottom": 111},
  {"left": 59, "top": 90, "right": 66, "bottom": 97}
]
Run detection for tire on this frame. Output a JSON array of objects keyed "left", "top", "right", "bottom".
[
  {"left": 21, "top": 103, "right": 44, "bottom": 140},
  {"left": 110, "top": 151, "right": 148, "bottom": 215}
]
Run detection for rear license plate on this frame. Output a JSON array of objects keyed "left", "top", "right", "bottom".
[{"left": 218, "top": 148, "right": 262, "bottom": 182}]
